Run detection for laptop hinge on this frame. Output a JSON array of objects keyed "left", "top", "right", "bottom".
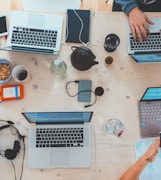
[
  {"left": 12, "top": 46, "right": 54, "bottom": 54},
  {"left": 133, "top": 51, "right": 161, "bottom": 55},
  {"left": 35, "top": 122, "right": 84, "bottom": 125}
]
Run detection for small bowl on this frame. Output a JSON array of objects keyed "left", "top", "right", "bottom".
[{"left": 0, "top": 59, "right": 13, "bottom": 85}]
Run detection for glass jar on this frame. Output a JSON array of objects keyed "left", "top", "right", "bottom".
[{"left": 50, "top": 59, "right": 67, "bottom": 76}]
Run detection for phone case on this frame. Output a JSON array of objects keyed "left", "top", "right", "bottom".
[{"left": 78, "top": 80, "right": 92, "bottom": 102}]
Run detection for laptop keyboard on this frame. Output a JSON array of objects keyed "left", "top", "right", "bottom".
[
  {"left": 11, "top": 26, "right": 58, "bottom": 48},
  {"left": 36, "top": 127, "right": 84, "bottom": 148},
  {"left": 140, "top": 102, "right": 161, "bottom": 122},
  {"left": 130, "top": 32, "right": 161, "bottom": 52}
]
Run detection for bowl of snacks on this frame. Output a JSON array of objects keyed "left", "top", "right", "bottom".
[{"left": 0, "top": 59, "right": 13, "bottom": 85}]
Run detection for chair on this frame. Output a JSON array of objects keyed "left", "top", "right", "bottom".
[{"left": 112, "top": 0, "right": 122, "bottom": 11}]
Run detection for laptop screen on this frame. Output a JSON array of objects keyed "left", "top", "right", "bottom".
[
  {"left": 141, "top": 87, "right": 161, "bottom": 101},
  {"left": 22, "top": 111, "right": 93, "bottom": 124}
]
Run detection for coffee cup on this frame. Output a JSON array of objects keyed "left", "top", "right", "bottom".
[
  {"left": 12, "top": 65, "right": 31, "bottom": 83},
  {"left": 104, "top": 34, "right": 120, "bottom": 52}
]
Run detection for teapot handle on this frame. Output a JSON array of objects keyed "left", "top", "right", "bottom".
[{"left": 71, "top": 46, "right": 78, "bottom": 52}]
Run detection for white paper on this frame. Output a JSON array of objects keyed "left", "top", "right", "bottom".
[
  {"left": 135, "top": 138, "right": 161, "bottom": 180},
  {"left": 3, "top": 87, "right": 20, "bottom": 98}
]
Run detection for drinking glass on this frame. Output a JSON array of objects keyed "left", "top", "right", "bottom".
[{"left": 106, "top": 118, "right": 126, "bottom": 137}]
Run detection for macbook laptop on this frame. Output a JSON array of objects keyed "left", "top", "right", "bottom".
[
  {"left": 7, "top": 11, "right": 63, "bottom": 55},
  {"left": 138, "top": 87, "right": 161, "bottom": 137},
  {"left": 126, "top": 17, "right": 161, "bottom": 63},
  {"left": 22, "top": 0, "right": 81, "bottom": 12},
  {"left": 22, "top": 111, "right": 93, "bottom": 168}
]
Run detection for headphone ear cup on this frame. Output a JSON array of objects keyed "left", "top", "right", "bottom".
[
  {"left": 5, "top": 149, "right": 17, "bottom": 160},
  {"left": 13, "top": 140, "right": 21, "bottom": 154},
  {"left": 4, "top": 140, "right": 20, "bottom": 160}
]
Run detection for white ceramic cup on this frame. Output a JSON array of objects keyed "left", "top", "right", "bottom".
[{"left": 12, "top": 65, "right": 31, "bottom": 83}]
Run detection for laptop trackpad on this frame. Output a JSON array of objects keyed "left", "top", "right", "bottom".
[
  {"left": 28, "top": 14, "right": 45, "bottom": 27},
  {"left": 51, "top": 150, "right": 69, "bottom": 166}
]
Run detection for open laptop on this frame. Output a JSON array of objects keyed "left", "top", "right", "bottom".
[
  {"left": 7, "top": 11, "right": 63, "bottom": 55},
  {"left": 138, "top": 87, "right": 161, "bottom": 137},
  {"left": 22, "top": 0, "right": 81, "bottom": 12},
  {"left": 22, "top": 111, "right": 93, "bottom": 168},
  {"left": 126, "top": 17, "right": 161, "bottom": 63}
]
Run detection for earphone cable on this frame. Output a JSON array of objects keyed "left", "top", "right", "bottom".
[
  {"left": 66, "top": 80, "right": 97, "bottom": 107},
  {"left": 9, "top": 125, "right": 18, "bottom": 136},
  {"left": 0, "top": 120, "right": 25, "bottom": 180},
  {"left": 19, "top": 136, "right": 25, "bottom": 180},
  {"left": 10, "top": 160, "right": 17, "bottom": 180},
  {"left": 66, "top": 80, "right": 79, "bottom": 97}
]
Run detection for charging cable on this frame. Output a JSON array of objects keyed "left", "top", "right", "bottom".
[{"left": 66, "top": 80, "right": 104, "bottom": 108}]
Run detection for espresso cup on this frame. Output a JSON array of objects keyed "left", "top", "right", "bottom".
[
  {"left": 12, "top": 65, "right": 31, "bottom": 83},
  {"left": 104, "top": 34, "right": 120, "bottom": 52}
]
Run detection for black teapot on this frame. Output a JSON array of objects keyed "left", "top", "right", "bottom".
[{"left": 70, "top": 46, "right": 99, "bottom": 71}]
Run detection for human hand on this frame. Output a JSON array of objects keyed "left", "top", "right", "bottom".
[
  {"left": 143, "top": 137, "right": 160, "bottom": 162},
  {"left": 128, "top": 7, "right": 154, "bottom": 42}
]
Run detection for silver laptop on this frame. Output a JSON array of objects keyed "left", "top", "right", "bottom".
[
  {"left": 22, "top": 0, "right": 81, "bottom": 12},
  {"left": 22, "top": 111, "right": 93, "bottom": 168},
  {"left": 139, "top": 87, "right": 161, "bottom": 137},
  {"left": 7, "top": 11, "right": 63, "bottom": 55},
  {"left": 126, "top": 17, "right": 161, "bottom": 63}
]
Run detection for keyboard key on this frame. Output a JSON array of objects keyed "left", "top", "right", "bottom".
[
  {"left": 11, "top": 26, "right": 58, "bottom": 48},
  {"left": 130, "top": 32, "right": 161, "bottom": 52},
  {"left": 36, "top": 127, "right": 84, "bottom": 148}
]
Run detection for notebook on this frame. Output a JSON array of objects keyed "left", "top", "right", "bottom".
[
  {"left": 126, "top": 17, "right": 161, "bottom": 63},
  {"left": 22, "top": 111, "right": 93, "bottom": 168},
  {"left": 138, "top": 87, "right": 161, "bottom": 137},
  {"left": 65, "top": 9, "right": 91, "bottom": 43},
  {"left": 7, "top": 11, "right": 63, "bottom": 55}
]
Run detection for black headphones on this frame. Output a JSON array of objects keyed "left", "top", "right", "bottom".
[{"left": 0, "top": 120, "right": 24, "bottom": 160}]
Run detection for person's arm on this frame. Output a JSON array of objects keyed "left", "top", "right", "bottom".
[
  {"left": 115, "top": 0, "right": 138, "bottom": 14},
  {"left": 119, "top": 138, "right": 160, "bottom": 180},
  {"left": 128, "top": 7, "right": 154, "bottom": 42},
  {"left": 115, "top": 0, "right": 154, "bottom": 42}
]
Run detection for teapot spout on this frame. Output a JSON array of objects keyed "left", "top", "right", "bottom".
[{"left": 93, "top": 61, "right": 99, "bottom": 66}]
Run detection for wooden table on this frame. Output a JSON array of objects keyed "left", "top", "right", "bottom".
[{"left": 0, "top": 11, "right": 161, "bottom": 180}]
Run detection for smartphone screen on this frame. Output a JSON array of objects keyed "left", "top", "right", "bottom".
[{"left": 0, "top": 15, "right": 8, "bottom": 37}]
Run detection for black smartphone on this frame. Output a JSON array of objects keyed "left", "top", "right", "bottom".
[
  {"left": 0, "top": 15, "right": 8, "bottom": 37},
  {"left": 78, "top": 80, "right": 92, "bottom": 102}
]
